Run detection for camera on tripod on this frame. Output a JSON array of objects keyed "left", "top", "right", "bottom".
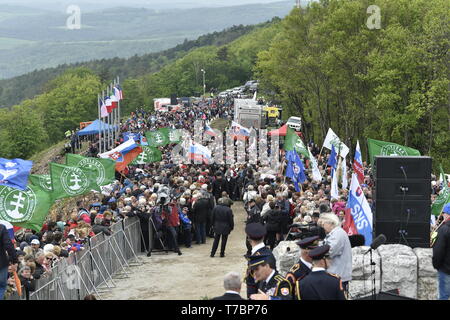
[{"left": 285, "top": 223, "right": 320, "bottom": 241}]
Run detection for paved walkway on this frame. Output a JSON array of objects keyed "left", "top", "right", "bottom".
[{"left": 102, "top": 202, "right": 248, "bottom": 300}]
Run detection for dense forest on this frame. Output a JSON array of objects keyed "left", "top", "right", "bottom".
[{"left": 0, "top": 0, "right": 448, "bottom": 172}]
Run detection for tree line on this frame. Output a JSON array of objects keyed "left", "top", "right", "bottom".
[{"left": 255, "top": 0, "right": 449, "bottom": 170}]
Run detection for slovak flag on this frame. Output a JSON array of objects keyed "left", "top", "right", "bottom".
[
  {"left": 114, "top": 84, "right": 124, "bottom": 100},
  {"left": 104, "top": 96, "right": 113, "bottom": 113},
  {"left": 346, "top": 173, "right": 373, "bottom": 246},
  {"left": 353, "top": 140, "right": 364, "bottom": 184},
  {"left": 0, "top": 220, "right": 15, "bottom": 241},
  {"left": 204, "top": 123, "right": 217, "bottom": 137},
  {"left": 230, "top": 121, "right": 250, "bottom": 140},
  {"left": 99, "top": 139, "right": 143, "bottom": 172}
]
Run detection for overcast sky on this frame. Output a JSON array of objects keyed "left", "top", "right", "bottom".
[{"left": 1, "top": 0, "right": 297, "bottom": 12}]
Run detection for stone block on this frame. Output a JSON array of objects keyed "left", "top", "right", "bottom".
[
  {"left": 351, "top": 246, "right": 381, "bottom": 281},
  {"left": 272, "top": 241, "right": 301, "bottom": 277},
  {"left": 413, "top": 248, "right": 437, "bottom": 278}
]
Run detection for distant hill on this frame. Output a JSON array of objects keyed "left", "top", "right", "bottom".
[
  {"left": 0, "top": 1, "right": 293, "bottom": 79},
  {"left": 0, "top": 21, "right": 274, "bottom": 108}
]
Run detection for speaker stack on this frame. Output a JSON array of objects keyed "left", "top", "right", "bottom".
[
  {"left": 170, "top": 94, "right": 177, "bottom": 105},
  {"left": 374, "top": 156, "right": 432, "bottom": 248}
]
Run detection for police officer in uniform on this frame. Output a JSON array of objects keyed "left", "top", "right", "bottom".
[
  {"left": 247, "top": 254, "right": 292, "bottom": 300},
  {"left": 244, "top": 223, "right": 276, "bottom": 298},
  {"left": 295, "top": 245, "right": 346, "bottom": 300},
  {"left": 285, "top": 236, "right": 319, "bottom": 288}
]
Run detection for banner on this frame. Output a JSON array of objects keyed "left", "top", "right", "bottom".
[
  {"left": 122, "top": 132, "right": 141, "bottom": 142},
  {"left": 130, "top": 146, "right": 162, "bottom": 165},
  {"left": 0, "top": 184, "right": 53, "bottom": 231},
  {"left": 65, "top": 154, "right": 116, "bottom": 186},
  {"left": 0, "top": 158, "right": 33, "bottom": 191},
  {"left": 352, "top": 140, "right": 364, "bottom": 184},
  {"left": 29, "top": 174, "right": 53, "bottom": 193},
  {"left": 98, "top": 139, "right": 143, "bottom": 172},
  {"left": 146, "top": 129, "right": 170, "bottom": 147},
  {"left": 50, "top": 163, "right": 99, "bottom": 200},
  {"left": 284, "top": 127, "right": 309, "bottom": 158},
  {"left": 432, "top": 165, "right": 450, "bottom": 216},
  {"left": 285, "top": 150, "right": 306, "bottom": 192},
  {"left": 308, "top": 147, "right": 322, "bottom": 183},
  {"left": 367, "top": 138, "right": 421, "bottom": 166},
  {"left": 347, "top": 173, "right": 373, "bottom": 246},
  {"left": 160, "top": 128, "right": 182, "bottom": 144},
  {"left": 322, "top": 128, "right": 349, "bottom": 158}
]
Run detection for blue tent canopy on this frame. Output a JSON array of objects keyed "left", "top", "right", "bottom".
[{"left": 77, "top": 119, "right": 118, "bottom": 136}]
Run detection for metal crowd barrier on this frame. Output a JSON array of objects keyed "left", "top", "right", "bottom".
[{"left": 25, "top": 216, "right": 144, "bottom": 300}]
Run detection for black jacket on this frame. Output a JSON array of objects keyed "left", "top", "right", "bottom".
[
  {"left": 193, "top": 198, "right": 213, "bottom": 224},
  {"left": 92, "top": 224, "right": 112, "bottom": 236},
  {"left": 212, "top": 178, "right": 227, "bottom": 199},
  {"left": 433, "top": 219, "right": 450, "bottom": 274},
  {"left": 296, "top": 270, "right": 346, "bottom": 300},
  {"left": 246, "top": 205, "right": 261, "bottom": 224},
  {"left": 211, "top": 204, "right": 234, "bottom": 235},
  {"left": 0, "top": 224, "right": 17, "bottom": 269},
  {"left": 264, "top": 209, "right": 281, "bottom": 232},
  {"left": 211, "top": 292, "right": 244, "bottom": 300}
]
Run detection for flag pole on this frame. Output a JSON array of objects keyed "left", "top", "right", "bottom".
[
  {"left": 107, "top": 85, "right": 111, "bottom": 150},
  {"left": 117, "top": 76, "right": 121, "bottom": 140},
  {"left": 98, "top": 93, "right": 101, "bottom": 155},
  {"left": 101, "top": 90, "right": 105, "bottom": 153},
  {"left": 113, "top": 78, "right": 117, "bottom": 145},
  {"left": 112, "top": 79, "right": 116, "bottom": 145}
]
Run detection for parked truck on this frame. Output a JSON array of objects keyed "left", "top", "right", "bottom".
[{"left": 234, "top": 99, "right": 264, "bottom": 129}]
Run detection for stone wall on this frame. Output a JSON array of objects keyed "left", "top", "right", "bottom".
[{"left": 274, "top": 241, "right": 438, "bottom": 300}]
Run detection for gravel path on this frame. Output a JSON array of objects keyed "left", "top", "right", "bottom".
[{"left": 102, "top": 201, "right": 248, "bottom": 300}]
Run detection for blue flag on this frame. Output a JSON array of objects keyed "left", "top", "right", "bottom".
[
  {"left": 123, "top": 132, "right": 141, "bottom": 143},
  {"left": 0, "top": 158, "right": 33, "bottom": 191},
  {"left": 286, "top": 150, "right": 306, "bottom": 192},
  {"left": 327, "top": 144, "right": 338, "bottom": 178}
]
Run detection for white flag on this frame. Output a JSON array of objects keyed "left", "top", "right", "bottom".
[
  {"left": 253, "top": 91, "right": 257, "bottom": 101},
  {"left": 308, "top": 147, "right": 322, "bottom": 182},
  {"left": 341, "top": 156, "right": 348, "bottom": 190},
  {"left": 322, "top": 128, "right": 349, "bottom": 158},
  {"left": 331, "top": 168, "right": 339, "bottom": 200}
]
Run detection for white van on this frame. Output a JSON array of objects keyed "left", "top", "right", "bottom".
[{"left": 286, "top": 116, "right": 302, "bottom": 131}]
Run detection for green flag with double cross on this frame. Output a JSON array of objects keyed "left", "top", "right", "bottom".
[
  {"left": 50, "top": 163, "right": 100, "bottom": 200},
  {"left": 0, "top": 184, "right": 54, "bottom": 231},
  {"left": 432, "top": 165, "right": 450, "bottom": 216},
  {"left": 145, "top": 129, "right": 170, "bottom": 147},
  {"left": 130, "top": 145, "right": 162, "bottom": 165},
  {"left": 367, "top": 138, "right": 421, "bottom": 166},
  {"left": 284, "top": 126, "right": 309, "bottom": 158},
  {"left": 160, "top": 128, "right": 183, "bottom": 144},
  {"left": 65, "top": 153, "right": 116, "bottom": 186}
]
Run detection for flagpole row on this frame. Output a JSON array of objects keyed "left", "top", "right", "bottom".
[{"left": 97, "top": 93, "right": 101, "bottom": 155}]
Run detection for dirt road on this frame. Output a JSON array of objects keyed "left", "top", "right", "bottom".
[{"left": 102, "top": 201, "right": 248, "bottom": 300}]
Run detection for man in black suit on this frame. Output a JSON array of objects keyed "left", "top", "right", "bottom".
[
  {"left": 1, "top": 224, "right": 18, "bottom": 300},
  {"left": 212, "top": 174, "right": 227, "bottom": 202},
  {"left": 211, "top": 271, "right": 245, "bottom": 300},
  {"left": 210, "top": 198, "right": 234, "bottom": 257}
]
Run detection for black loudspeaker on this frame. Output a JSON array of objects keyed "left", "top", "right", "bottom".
[
  {"left": 374, "top": 156, "right": 431, "bottom": 248},
  {"left": 170, "top": 94, "right": 177, "bottom": 105},
  {"left": 375, "top": 156, "right": 432, "bottom": 179}
]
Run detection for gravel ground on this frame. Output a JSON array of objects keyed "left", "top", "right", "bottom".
[{"left": 101, "top": 201, "right": 249, "bottom": 300}]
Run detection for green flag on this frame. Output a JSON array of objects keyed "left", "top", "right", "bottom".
[
  {"left": 432, "top": 165, "right": 450, "bottom": 216},
  {"left": 0, "top": 184, "right": 54, "bottom": 231},
  {"left": 65, "top": 153, "right": 116, "bottom": 186},
  {"left": 130, "top": 145, "right": 163, "bottom": 164},
  {"left": 29, "top": 174, "right": 53, "bottom": 193},
  {"left": 160, "top": 128, "right": 182, "bottom": 144},
  {"left": 146, "top": 129, "right": 170, "bottom": 147},
  {"left": 284, "top": 126, "right": 309, "bottom": 158},
  {"left": 50, "top": 163, "right": 100, "bottom": 200},
  {"left": 367, "top": 138, "right": 421, "bottom": 165}
]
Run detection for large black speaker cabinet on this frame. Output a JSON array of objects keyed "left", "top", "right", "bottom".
[{"left": 374, "top": 156, "right": 431, "bottom": 248}]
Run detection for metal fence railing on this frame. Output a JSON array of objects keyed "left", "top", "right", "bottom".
[{"left": 20, "top": 216, "right": 144, "bottom": 300}]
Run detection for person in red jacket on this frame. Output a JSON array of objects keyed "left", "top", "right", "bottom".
[{"left": 161, "top": 198, "right": 182, "bottom": 256}]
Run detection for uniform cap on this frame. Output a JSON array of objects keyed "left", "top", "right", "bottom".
[
  {"left": 245, "top": 223, "right": 266, "bottom": 240},
  {"left": 247, "top": 253, "right": 271, "bottom": 270},
  {"left": 296, "top": 236, "right": 320, "bottom": 249},
  {"left": 308, "top": 245, "right": 330, "bottom": 260}
]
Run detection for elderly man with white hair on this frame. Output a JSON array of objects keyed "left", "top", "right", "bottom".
[
  {"left": 211, "top": 271, "right": 244, "bottom": 300},
  {"left": 317, "top": 213, "right": 352, "bottom": 294}
]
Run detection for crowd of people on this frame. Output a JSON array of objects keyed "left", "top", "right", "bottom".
[{"left": 1, "top": 93, "right": 449, "bottom": 301}]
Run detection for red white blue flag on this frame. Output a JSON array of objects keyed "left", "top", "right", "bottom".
[{"left": 352, "top": 140, "right": 364, "bottom": 184}]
